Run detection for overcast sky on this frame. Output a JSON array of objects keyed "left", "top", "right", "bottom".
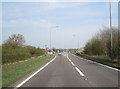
[{"left": 2, "top": 2, "right": 118, "bottom": 49}]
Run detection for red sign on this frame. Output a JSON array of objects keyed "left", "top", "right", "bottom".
[{"left": 46, "top": 47, "right": 49, "bottom": 51}]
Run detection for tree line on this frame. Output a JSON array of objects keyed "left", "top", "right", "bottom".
[
  {"left": 84, "top": 26, "right": 119, "bottom": 60},
  {"left": 2, "top": 34, "right": 46, "bottom": 64}
]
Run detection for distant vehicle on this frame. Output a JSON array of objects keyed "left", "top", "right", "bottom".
[{"left": 58, "top": 52, "right": 62, "bottom": 56}]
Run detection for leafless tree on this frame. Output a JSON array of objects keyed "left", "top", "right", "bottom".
[{"left": 3, "top": 34, "right": 25, "bottom": 48}]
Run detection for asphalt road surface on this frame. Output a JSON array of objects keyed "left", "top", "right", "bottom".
[{"left": 21, "top": 53, "right": 119, "bottom": 87}]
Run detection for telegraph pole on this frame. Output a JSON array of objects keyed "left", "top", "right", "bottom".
[
  {"left": 109, "top": 0, "right": 112, "bottom": 59},
  {"left": 49, "top": 26, "right": 59, "bottom": 51},
  {"left": 50, "top": 29, "right": 51, "bottom": 50},
  {"left": 77, "top": 35, "right": 79, "bottom": 49},
  {"left": 118, "top": 2, "right": 120, "bottom": 60}
]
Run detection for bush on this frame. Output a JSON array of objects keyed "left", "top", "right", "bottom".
[
  {"left": 2, "top": 34, "right": 46, "bottom": 64},
  {"left": 2, "top": 47, "right": 46, "bottom": 64},
  {"left": 84, "top": 27, "right": 119, "bottom": 59},
  {"left": 24, "top": 46, "right": 46, "bottom": 56},
  {"left": 30, "top": 48, "right": 45, "bottom": 56},
  {"left": 2, "top": 48, "right": 31, "bottom": 64}
]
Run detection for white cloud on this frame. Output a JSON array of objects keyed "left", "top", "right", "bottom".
[
  {"left": 3, "top": 2, "right": 117, "bottom": 20},
  {"left": 2, "top": 0, "right": 118, "bottom": 2},
  {"left": 3, "top": 19, "right": 55, "bottom": 29},
  {"left": 3, "top": 2, "right": 88, "bottom": 18},
  {"left": 2, "top": 2, "right": 118, "bottom": 48}
]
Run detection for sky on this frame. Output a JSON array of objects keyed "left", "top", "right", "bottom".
[{"left": 2, "top": 2, "right": 118, "bottom": 49}]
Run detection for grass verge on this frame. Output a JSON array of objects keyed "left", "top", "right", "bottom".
[
  {"left": 2, "top": 55, "right": 54, "bottom": 87},
  {"left": 76, "top": 54, "right": 120, "bottom": 69}
]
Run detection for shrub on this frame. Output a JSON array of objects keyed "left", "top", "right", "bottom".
[
  {"left": 2, "top": 48, "right": 30, "bottom": 64},
  {"left": 30, "top": 48, "right": 45, "bottom": 56},
  {"left": 2, "top": 34, "right": 46, "bottom": 64},
  {"left": 84, "top": 27, "right": 118, "bottom": 59}
]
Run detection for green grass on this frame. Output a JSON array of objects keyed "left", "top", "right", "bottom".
[
  {"left": 76, "top": 54, "right": 120, "bottom": 69},
  {"left": 2, "top": 55, "right": 54, "bottom": 87}
]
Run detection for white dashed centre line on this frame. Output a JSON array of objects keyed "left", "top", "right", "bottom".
[
  {"left": 71, "top": 62, "right": 75, "bottom": 66},
  {"left": 75, "top": 67, "right": 84, "bottom": 77},
  {"left": 67, "top": 56, "right": 71, "bottom": 62},
  {"left": 67, "top": 56, "right": 85, "bottom": 77}
]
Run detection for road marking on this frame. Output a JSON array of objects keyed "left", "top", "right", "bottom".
[
  {"left": 67, "top": 56, "right": 85, "bottom": 77},
  {"left": 84, "top": 58, "right": 120, "bottom": 71},
  {"left": 93, "top": 61, "right": 120, "bottom": 71},
  {"left": 15, "top": 56, "right": 56, "bottom": 89},
  {"left": 71, "top": 62, "right": 75, "bottom": 66},
  {"left": 67, "top": 56, "right": 71, "bottom": 62},
  {"left": 75, "top": 67, "right": 84, "bottom": 77},
  {"left": 67, "top": 56, "right": 70, "bottom": 60},
  {"left": 67, "top": 56, "right": 75, "bottom": 66},
  {"left": 71, "top": 54, "right": 120, "bottom": 72}
]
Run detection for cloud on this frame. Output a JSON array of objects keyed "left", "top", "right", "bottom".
[
  {"left": 2, "top": 0, "right": 118, "bottom": 2},
  {"left": 3, "top": 19, "right": 55, "bottom": 29},
  {"left": 3, "top": 2, "right": 117, "bottom": 22},
  {"left": 2, "top": 2, "right": 118, "bottom": 48},
  {"left": 3, "top": 2, "right": 88, "bottom": 18}
]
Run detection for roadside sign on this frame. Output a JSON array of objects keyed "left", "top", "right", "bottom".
[
  {"left": 64, "top": 50, "right": 66, "bottom": 52},
  {"left": 46, "top": 47, "right": 49, "bottom": 51},
  {"left": 51, "top": 50, "right": 53, "bottom": 52}
]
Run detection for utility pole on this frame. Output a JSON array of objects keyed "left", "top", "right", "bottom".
[
  {"left": 49, "top": 26, "right": 59, "bottom": 51},
  {"left": 78, "top": 40, "right": 79, "bottom": 49},
  {"left": 109, "top": 0, "right": 112, "bottom": 59},
  {"left": 50, "top": 29, "right": 51, "bottom": 50},
  {"left": 118, "top": 2, "right": 120, "bottom": 60},
  {"left": 118, "top": 23, "right": 120, "bottom": 60}
]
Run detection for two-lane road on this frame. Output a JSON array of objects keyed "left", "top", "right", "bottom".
[{"left": 20, "top": 53, "right": 119, "bottom": 87}]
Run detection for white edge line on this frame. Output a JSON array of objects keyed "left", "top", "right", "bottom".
[
  {"left": 14, "top": 56, "right": 56, "bottom": 89},
  {"left": 92, "top": 61, "right": 120, "bottom": 71},
  {"left": 85, "top": 58, "right": 120, "bottom": 72},
  {"left": 75, "top": 67, "right": 84, "bottom": 77},
  {"left": 72, "top": 54, "right": 120, "bottom": 72}
]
